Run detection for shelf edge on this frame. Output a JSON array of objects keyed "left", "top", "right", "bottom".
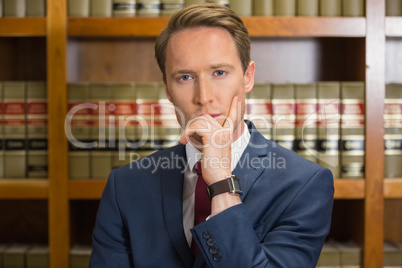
[
  {"left": 0, "top": 18, "right": 47, "bottom": 36},
  {"left": 0, "top": 179, "right": 49, "bottom": 199}
]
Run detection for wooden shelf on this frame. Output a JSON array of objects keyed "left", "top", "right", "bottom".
[
  {"left": 69, "top": 180, "right": 106, "bottom": 199},
  {"left": 68, "top": 17, "right": 366, "bottom": 37},
  {"left": 384, "top": 178, "right": 402, "bottom": 198},
  {"left": 334, "top": 179, "right": 365, "bottom": 199},
  {"left": 0, "top": 179, "right": 48, "bottom": 199},
  {"left": 385, "top": 17, "right": 402, "bottom": 37},
  {"left": 0, "top": 18, "right": 46, "bottom": 36}
]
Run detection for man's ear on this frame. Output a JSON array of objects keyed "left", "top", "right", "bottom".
[
  {"left": 163, "top": 76, "right": 173, "bottom": 103},
  {"left": 244, "top": 61, "right": 255, "bottom": 94}
]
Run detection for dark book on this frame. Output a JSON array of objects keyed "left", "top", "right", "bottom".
[
  {"left": 340, "top": 82, "right": 365, "bottom": 179},
  {"left": 3, "top": 0, "right": 25, "bottom": 17},
  {"left": 317, "top": 82, "right": 341, "bottom": 178},
  {"left": 161, "top": 0, "right": 184, "bottom": 17},
  {"left": 26, "top": 0, "right": 46, "bottom": 17},
  {"left": 274, "top": 0, "right": 296, "bottom": 16},
  {"left": 342, "top": 0, "right": 364, "bottom": 17},
  {"left": 70, "top": 245, "right": 92, "bottom": 268},
  {"left": 320, "top": 0, "right": 341, "bottom": 16},
  {"left": 253, "top": 0, "right": 274, "bottom": 16},
  {"left": 295, "top": 83, "right": 318, "bottom": 163},
  {"left": 316, "top": 241, "right": 340, "bottom": 267},
  {"left": 386, "top": 0, "right": 402, "bottom": 16},
  {"left": 137, "top": 0, "right": 161, "bottom": 17},
  {"left": 67, "top": 83, "right": 91, "bottom": 179},
  {"left": 91, "top": 0, "right": 112, "bottom": 17},
  {"left": 3, "top": 244, "right": 30, "bottom": 268},
  {"left": 27, "top": 245, "right": 49, "bottom": 268},
  {"left": 384, "top": 83, "right": 402, "bottom": 178},
  {"left": 113, "top": 0, "right": 136, "bottom": 17},
  {"left": 383, "top": 241, "right": 402, "bottom": 268},
  {"left": 272, "top": 83, "right": 296, "bottom": 151},
  {"left": 68, "top": 0, "right": 90, "bottom": 17},
  {"left": 336, "top": 241, "right": 362, "bottom": 268},
  {"left": 297, "top": 0, "right": 319, "bottom": 16}
]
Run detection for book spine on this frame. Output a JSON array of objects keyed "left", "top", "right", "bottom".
[
  {"left": 229, "top": 0, "right": 252, "bottom": 16},
  {"left": 26, "top": 245, "right": 49, "bottom": 268},
  {"left": 185, "top": 0, "right": 205, "bottom": 7},
  {"left": 340, "top": 82, "right": 365, "bottom": 178},
  {"left": 274, "top": 0, "right": 296, "bottom": 16},
  {"left": 68, "top": 0, "right": 90, "bottom": 17},
  {"left": 384, "top": 83, "right": 402, "bottom": 178},
  {"left": 297, "top": 0, "right": 319, "bottom": 16},
  {"left": 342, "top": 0, "right": 364, "bottom": 17},
  {"left": 295, "top": 83, "right": 318, "bottom": 163},
  {"left": 320, "top": 0, "right": 341, "bottom": 16},
  {"left": 113, "top": 0, "right": 136, "bottom": 17},
  {"left": 89, "top": 83, "right": 113, "bottom": 179},
  {"left": 91, "top": 0, "right": 113, "bottom": 17},
  {"left": 272, "top": 84, "right": 296, "bottom": 151},
  {"left": 26, "top": 0, "right": 46, "bottom": 17},
  {"left": 246, "top": 83, "right": 272, "bottom": 140},
  {"left": 206, "top": 0, "right": 230, "bottom": 8},
  {"left": 0, "top": 83, "right": 3, "bottom": 178},
  {"left": 253, "top": 0, "right": 274, "bottom": 16},
  {"left": 3, "top": 82, "right": 27, "bottom": 178},
  {"left": 67, "top": 83, "right": 91, "bottom": 179},
  {"left": 386, "top": 0, "right": 402, "bottom": 16},
  {"left": 317, "top": 82, "right": 341, "bottom": 178},
  {"left": 0, "top": 0, "right": 2, "bottom": 17},
  {"left": 161, "top": 0, "right": 184, "bottom": 17},
  {"left": 137, "top": 0, "right": 161, "bottom": 16},
  {"left": 4, "top": 245, "right": 30, "bottom": 267},
  {"left": 27, "top": 81, "right": 48, "bottom": 179},
  {"left": 4, "top": 0, "right": 25, "bottom": 17}
]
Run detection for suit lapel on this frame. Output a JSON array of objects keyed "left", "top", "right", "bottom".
[{"left": 161, "top": 145, "right": 194, "bottom": 267}]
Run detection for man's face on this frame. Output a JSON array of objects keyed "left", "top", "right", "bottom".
[{"left": 163, "top": 26, "right": 255, "bottom": 141}]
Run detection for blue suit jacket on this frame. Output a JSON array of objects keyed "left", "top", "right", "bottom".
[{"left": 90, "top": 121, "right": 334, "bottom": 267}]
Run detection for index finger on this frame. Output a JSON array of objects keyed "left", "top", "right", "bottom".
[{"left": 223, "top": 95, "right": 238, "bottom": 129}]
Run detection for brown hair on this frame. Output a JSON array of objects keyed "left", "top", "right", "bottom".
[{"left": 155, "top": 3, "right": 251, "bottom": 81}]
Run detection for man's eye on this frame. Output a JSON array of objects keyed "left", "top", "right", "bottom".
[
  {"left": 179, "top": 75, "right": 192, "bottom": 81},
  {"left": 214, "top": 70, "right": 226, "bottom": 76}
]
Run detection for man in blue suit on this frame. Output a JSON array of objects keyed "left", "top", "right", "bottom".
[{"left": 90, "top": 3, "right": 334, "bottom": 267}]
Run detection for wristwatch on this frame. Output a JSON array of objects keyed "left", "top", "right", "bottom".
[{"left": 206, "top": 175, "right": 242, "bottom": 200}]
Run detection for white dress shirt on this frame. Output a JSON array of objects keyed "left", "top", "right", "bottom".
[{"left": 182, "top": 122, "right": 251, "bottom": 246}]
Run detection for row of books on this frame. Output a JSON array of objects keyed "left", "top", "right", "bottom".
[
  {"left": 0, "top": 81, "right": 48, "bottom": 179},
  {"left": 317, "top": 240, "right": 402, "bottom": 267},
  {"left": 0, "top": 244, "right": 91, "bottom": 268},
  {"left": 68, "top": 0, "right": 365, "bottom": 18},
  {"left": 387, "top": 0, "right": 402, "bottom": 16},
  {"left": 0, "top": 0, "right": 45, "bottom": 17}
]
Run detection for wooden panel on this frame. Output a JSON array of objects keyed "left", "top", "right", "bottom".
[
  {"left": 385, "top": 17, "right": 402, "bottom": 37},
  {"left": 364, "top": 0, "right": 385, "bottom": 267},
  {"left": 0, "top": 180, "right": 48, "bottom": 199},
  {"left": 384, "top": 199, "right": 402, "bottom": 242},
  {"left": 0, "top": 18, "right": 46, "bottom": 36},
  {"left": 334, "top": 179, "right": 365, "bottom": 199},
  {"left": 68, "top": 17, "right": 366, "bottom": 37},
  {"left": 69, "top": 180, "right": 107, "bottom": 200},
  {"left": 384, "top": 179, "right": 402, "bottom": 198},
  {"left": 47, "top": 0, "right": 69, "bottom": 267}
]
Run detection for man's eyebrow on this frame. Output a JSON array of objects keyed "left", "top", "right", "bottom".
[
  {"left": 210, "top": 63, "right": 235, "bottom": 69},
  {"left": 170, "top": 69, "right": 194, "bottom": 78}
]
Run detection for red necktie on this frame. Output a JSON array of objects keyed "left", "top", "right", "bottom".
[{"left": 191, "top": 161, "right": 211, "bottom": 257}]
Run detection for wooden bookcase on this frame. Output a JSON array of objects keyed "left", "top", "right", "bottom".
[{"left": 0, "top": 0, "right": 400, "bottom": 267}]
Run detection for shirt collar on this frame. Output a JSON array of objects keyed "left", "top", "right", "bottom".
[{"left": 185, "top": 121, "right": 250, "bottom": 172}]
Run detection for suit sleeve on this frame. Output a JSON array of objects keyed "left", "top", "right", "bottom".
[
  {"left": 89, "top": 170, "right": 134, "bottom": 268},
  {"left": 191, "top": 168, "right": 334, "bottom": 268}
]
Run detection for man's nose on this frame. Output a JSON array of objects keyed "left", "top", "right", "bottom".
[{"left": 195, "top": 76, "right": 213, "bottom": 106}]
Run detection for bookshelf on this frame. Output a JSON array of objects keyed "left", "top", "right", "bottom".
[{"left": 0, "top": 0, "right": 400, "bottom": 267}]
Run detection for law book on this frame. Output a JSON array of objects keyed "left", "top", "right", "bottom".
[
  {"left": 274, "top": 0, "right": 296, "bottom": 16},
  {"left": 384, "top": 83, "right": 402, "bottom": 178},
  {"left": 68, "top": 0, "right": 90, "bottom": 17},
  {"left": 336, "top": 241, "right": 361, "bottom": 268},
  {"left": 26, "top": 0, "right": 46, "bottom": 17},
  {"left": 161, "top": 0, "right": 184, "bottom": 16},
  {"left": 297, "top": 0, "right": 319, "bottom": 16},
  {"left": 246, "top": 83, "right": 272, "bottom": 140},
  {"left": 206, "top": 0, "right": 229, "bottom": 8},
  {"left": 70, "top": 245, "right": 92, "bottom": 268},
  {"left": 0, "top": 82, "right": 3, "bottom": 178},
  {"left": 0, "top": 0, "right": 3, "bottom": 17},
  {"left": 135, "top": 82, "right": 160, "bottom": 153},
  {"left": 113, "top": 0, "right": 136, "bottom": 17},
  {"left": 0, "top": 244, "right": 6, "bottom": 266},
  {"left": 317, "top": 82, "right": 341, "bottom": 178},
  {"left": 342, "top": 0, "right": 364, "bottom": 17},
  {"left": 3, "top": 82, "right": 27, "bottom": 178},
  {"left": 253, "top": 0, "right": 274, "bottom": 16},
  {"left": 26, "top": 245, "right": 49, "bottom": 268},
  {"left": 295, "top": 83, "right": 318, "bottom": 163},
  {"left": 157, "top": 82, "right": 181, "bottom": 149},
  {"left": 89, "top": 83, "right": 113, "bottom": 179},
  {"left": 386, "top": 0, "right": 402, "bottom": 16},
  {"left": 316, "top": 241, "right": 340, "bottom": 267},
  {"left": 91, "top": 0, "right": 112, "bottom": 17},
  {"left": 320, "top": 0, "right": 341, "bottom": 17},
  {"left": 67, "top": 83, "right": 91, "bottom": 179},
  {"left": 112, "top": 82, "right": 136, "bottom": 168},
  {"left": 383, "top": 241, "right": 402, "bottom": 268},
  {"left": 3, "top": 0, "right": 25, "bottom": 17},
  {"left": 27, "top": 81, "right": 48, "bottom": 179},
  {"left": 185, "top": 0, "right": 205, "bottom": 7},
  {"left": 340, "top": 82, "right": 365, "bottom": 179},
  {"left": 137, "top": 0, "right": 161, "bottom": 16},
  {"left": 3, "top": 244, "right": 30, "bottom": 268},
  {"left": 271, "top": 84, "right": 296, "bottom": 151},
  {"left": 230, "top": 0, "right": 252, "bottom": 16}
]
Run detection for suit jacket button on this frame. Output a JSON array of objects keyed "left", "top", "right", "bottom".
[
  {"left": 202, "top": 231, "right": 212, "bottom": 239},
  {"left": 213, "top": 253, "right": 222, "bottom": 262},
  {"left": 206, "top": 238, "right": 216, "bottom": 247},
  {"left": 209, "top": 245, "right": 218, "bottom": 254}
]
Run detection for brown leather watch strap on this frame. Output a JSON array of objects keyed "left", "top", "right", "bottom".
[{"left": 206, "top": 175, "right": 242, "bottom": 200}]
